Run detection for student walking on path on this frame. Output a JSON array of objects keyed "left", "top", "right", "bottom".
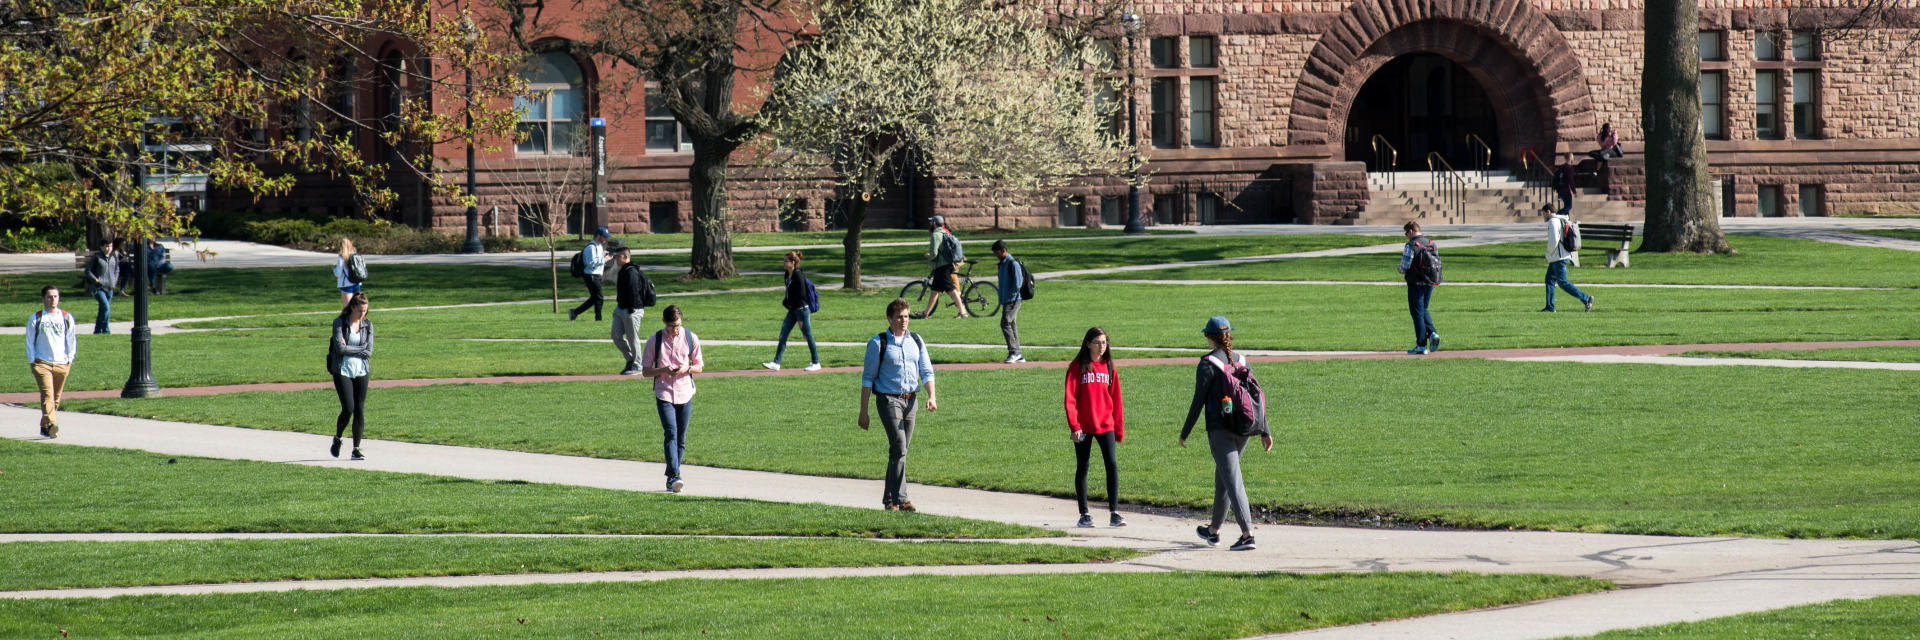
[
  {"left": 1065, "top": 327, "right": 1125, "bottom": 528},
  {"left": 762, "top": 251, "right": 821, "bottom": 372},
  {"left": 570, "top": 227, "right": 611, "bottom": 322},
  {"left": 1179, "top": 316, "right": 1272, "bottom": 552},
  {"left": 82, "top": 241, "right": 117, "bottom": 334},
  {"left": 915, "top": 216, "right": 970, "bottom": 319},
  {"left": 1543, "top": 206, "right": 1594, "bottom": 313},
  {"left": 333, "top": 238, "right": 362, "bottom": 307},
  {"left": 610, "top": 240, "right": 654, "bottom": 375},
  {"left": 1398, "top": 222, "right": 1441, "bottom": 355},
  {"left": 993, "top": 240, "right": 1026, "bottom": 364},
  {"left": 859, "top": 298, "right": 938, "bottom": 511},
  {"left": 1555, "top": 152, "right": 1578, "bottom": 215},
  {"left": 642, "top": 305, "right": 703, "bottom": 493},
  {"left": 26, "top": 286, "right": 77, "bottom": 438},
  {"left": 328, "top": 292, "right": 373, "bottom": 461}
]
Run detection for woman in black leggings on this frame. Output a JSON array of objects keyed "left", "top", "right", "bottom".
[
  {"left": 1064, "top": 327, "right": 1126, "bottom": 528},
  {"left": 328, "top": 292, "right": 373, "bottom": 460}
]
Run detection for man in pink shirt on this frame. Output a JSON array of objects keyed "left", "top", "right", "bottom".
[{"left": 642, "top": 305, "right": 704, "bottom": 493}]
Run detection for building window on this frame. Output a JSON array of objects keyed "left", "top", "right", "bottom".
[
  {"left": 1755, "top": 70, "right": 1781, "bottom": 140},
  {"left": 1798, "top": 185, "right": 1823, "bottom": 217},
  {"left": 516, "top": 52, "right": 586, "bottom": 155},
  {"left": 1152, "top": 194, "right": 1178, "bottom": 224},
  {"left": 1149, "top": 37, "right": 1176, "bottom": 68},
  {"left": 517, "top": 203, "right": 583, "bottom": 237},
  {"left": 1057, "top": 197, "right": 1082, "bottom": 227},
  {"left": 649, "top": 201, "right": 680, "bottom": 234},
  {"left": 778, "top": 198, "right": 808, "bottom": 232},
  {"left": 1758, "top": 185, "right": 1782, "bottom": 217},
  {"left": 1188, "top": 36, "right": 1217, "bottom": 68},
  {"left": 1150, "top": 77, "right": 1178, "bottom": 148},
  {"left": 1791, "top": 31, "right": 1819, "bottom": 61},
  {"left": 645, "top": 84, "right": 692, "bottom": 152},
  {"left": 1755, "top": 31, "right": 1783, "bottom": 61},
  {"left": 1792, "top": 70, "right": 1818, "bottom": 139},
  {"left": 1097, "top": 84, "right": 1121, "bottom": 138},
  {"left": 380, "top": 53, "right": 408, "bottom": 162},
  {"left": 1100, "top": 197, "right": 1124, "bottom": 226},
  {"left": 1196, "top": 193, "right": 1220, "bottom": 225},
  {"left": 1700, "top": 71, "right": 1726, "bottom": 139},
  {"left": 1699, "top": 31, "right": 1727, "bottom": 61},
  {"left": 1188, "top": 78, "right": 1217, "bottom": 147}
]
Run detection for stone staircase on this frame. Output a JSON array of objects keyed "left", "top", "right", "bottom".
[{"left": 1341, "top": 170, "right": 1640, "bottom": 225}]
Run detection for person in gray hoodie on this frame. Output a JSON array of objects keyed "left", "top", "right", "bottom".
[
  {"left": 1178, "top": 315, "right": 1272, "bottom": 552},
  {"left": 82, "top": 241, "right": 118, "bottom": 334},
  {"left": 328, "top": 292, "right": 374, "bottom": 460}
]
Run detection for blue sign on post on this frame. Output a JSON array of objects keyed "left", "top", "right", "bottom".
[{"left": 591, "top": 118, "right": 606, "bottom": 127}]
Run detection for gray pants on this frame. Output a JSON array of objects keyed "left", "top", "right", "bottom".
[
  {"left": 877, "top": 392, "right": 918, "bottom": 506},
  {"left": 1000, "top": 299, "right": 1022, "bottom": 357},
  {"left": 612, "top": 307, "right": 645, "bottom": 369},
  {"left": 1207, "top": 429, "right": 1253, "bottom": 532}
]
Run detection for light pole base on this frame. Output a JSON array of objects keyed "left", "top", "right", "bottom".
[
  {"left": 460, "top": 206, "right": 485, "bottom": 254},
  {"left": 121, "top": 326, "right": 162, "bottom": 398}
]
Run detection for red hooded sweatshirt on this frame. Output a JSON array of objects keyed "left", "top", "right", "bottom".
[{"left": 1065, "top": 359, "right": 1125, "bottom": 442}]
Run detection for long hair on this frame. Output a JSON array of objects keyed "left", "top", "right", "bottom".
[
  {"left": 1205, "top": 330, "right": 1234, "bottom": 362},
  {"left": 338, "top": 237, "right": 356, "bottom": 259},
  {"left": 1073, "top": 327, "right": 1111, "bottom": 368},
  {"left": 339, "top": 291, "right": 368, "bottom": 320}
]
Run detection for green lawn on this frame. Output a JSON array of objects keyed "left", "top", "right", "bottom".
[
  {"left": 627, "top": 234, "right": 1404, "bottom": 277},
  {"left": 521, "top": 226, "right": 1195, "bottom": 252},
  {"left": 0, "top": 439, "right": 1045, "bottom": 539},
  {"left": 68, "top": 358, "right": 1920, "bottom": 539},
  {"left": 0, "top": 571, "right": 1606, "bottom": 639},
  {"left": 1680, "top": 346, "right": 1920, "bottom": 363},
  {"left": 1064, "top": 235, "right": 1920, "bottom": 289},
  {"left": 0, "top": 537, "right": 1132, "bottom": 591},
  {"left": 1851, "top": 229, "right": 1920, "bottom": 243},
  {"left": 1568, "top": 595, "right": 1920, "bottom": 639}
]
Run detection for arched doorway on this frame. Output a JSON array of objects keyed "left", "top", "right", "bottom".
[{"left": 1344, "top": 53, "right": 1501, "bottom": 172}]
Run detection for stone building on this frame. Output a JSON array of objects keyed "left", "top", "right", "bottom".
[{"left": 222, "top": 1, "right": 1920, "bottom": 233}]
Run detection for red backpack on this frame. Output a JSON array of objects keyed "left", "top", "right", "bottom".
[{"left": 1206, "top": 353, "right": 1267, "bottom": 437}]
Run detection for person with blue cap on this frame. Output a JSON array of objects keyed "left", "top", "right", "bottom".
[
  {"left": 1179, "top": 315, "right": 1272, "bottom": 552},
  {"left": 570, "top": 227, "right": 612, "bottom": 322}
]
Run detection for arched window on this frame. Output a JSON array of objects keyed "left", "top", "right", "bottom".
[
  {"left": 380, "top": 52, "right": 409, "bottom": 161},
  {"left": 516, "top": 52, "right": 586, "bottom": 155}
]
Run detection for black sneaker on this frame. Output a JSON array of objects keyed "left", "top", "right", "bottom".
[
  {"left": 349, "top": 449, "right": 364, "bottom": 461},
  {"left": 568, "top": 309, "right": 579, "bottom": 321},
  {"left": 1076, "top": 514, "right": 1094, "bottom": 528},
  {"left": 39, "top": 424, "right": 47, "bottom": 437},
  {"left": 330, "top": 438, "right": 342, "bottom": 458},
  {"left": 1426, "top": 333, "right": 1440, "bottom": 353},
  {"left": 1584, "top": 296, "right": 1594, "bottom": 312},
  {"left": 1229, "top": 535, "right": 1256, "bottom": 551},
  {"left": 1538, "top": 307, "right": 1555, "bottom": 313},
  {"left": 1196, "top": 526, "right": 1220, "bottom": 547},
  {"left": 1109, "top": 513, "right": 1127, "bottom": 528}
]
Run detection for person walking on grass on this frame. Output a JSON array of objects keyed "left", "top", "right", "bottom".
[
  {"left": 1179, "top": 316, "right": 1272, "bottom": 552},
  {"left": 82, "top": 240, "right": 117, "bottom": 334},
  {"left": 1397, "top": 221, "right": 1441, "bottom": 355},
  {"left": 610, "top": 240, "right": 655, "bottom": 375},
  {"left": 333, "top": 238, "right": 362, "bottom": 307},
  {"left": 993, "top": 240, "right": 1026, "bottom": 364},
  {"left": 859, "top": 298, "right": 937, "bottom": 511},
  {"left": 570, "top": 227, "right": 612, "bottom": 322},
  {"left": 328, "top": 292, "right": 373, "bottom": 461},
  {"left": 1065, "top": 327, "right": 1125, "bottom": 528},
  {"left": 643, "top": 305, "right": 703, "bottom": 493},
  {"left": 1542, "top": 205, "right": 1594, "bottom": 313},
  {"left": 762, "top": 250, "right": 821, "bottom": 372},
  {"left": 26, "top": 286, "right": 77, "bottom": 439},
  {"left": 915, "top": 216, "right": 969, "bottom": 319}
]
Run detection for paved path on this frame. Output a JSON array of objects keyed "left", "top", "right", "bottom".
[
  {"left": 5, "top": 405, "right": 1919, "bottom": 640},
  {"left": 7, "top": 340, "right": 1915, "bottom": 404}
]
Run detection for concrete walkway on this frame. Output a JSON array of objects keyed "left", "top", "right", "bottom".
[{"left": 5, "top": 405, "right": 1919, "bottom": 640}]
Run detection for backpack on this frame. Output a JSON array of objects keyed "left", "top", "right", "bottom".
[
  {"left": 1559, "top": 218, "right": 1582, "bottom": 253},
  {"left": 1206, "top": 353, "right": 1267, "bottom": 437},
  {"left": 569, "top": 250, "right": 587, "bottom": 279},
  {"left": 876, "top": 331, "right": 926, "bottom": 382},
  {"left": 651, "top": 329, "right": 696, "bottom": 372},
  {"left": 346, "top": 254, "right": 368, "bottom": 284},
  {"left": 1015, "top": 258, "right": 1035, "bottom": 301},
  {"left": 1410, "top": 237, "right": 1443, "bottom": 284},
  {"left": 940, "top": 231, "right": 964, "bottom": 264},
  {"left": 637, "top": 268, "right": 657, "bottom": 308},
  {"left": 802, "top": 276, "right": 820, "bottom": 313}
]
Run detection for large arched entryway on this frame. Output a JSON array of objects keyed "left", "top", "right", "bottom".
[{"left": 1344, "top": 53, "right": 1501, "bottom": 171}]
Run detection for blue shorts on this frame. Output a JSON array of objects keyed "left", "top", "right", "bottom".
[{"left": 338, "top": 284, "right": 363, "bottom": 294}]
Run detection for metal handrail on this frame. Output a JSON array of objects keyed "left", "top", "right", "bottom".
[
  {"left": 1518, "top": 148, "right": 1554, "bottom": 216},
  {"left": 1464, "top": 134, "right": 1493, "bottom": 186},
  {"left": 1370, "top": 135, "right": 1399, "bottom": 190},
  {"left": 1426, "top": 152, "right": 1467, "bottom": 222}
]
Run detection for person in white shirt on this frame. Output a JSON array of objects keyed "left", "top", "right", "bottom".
[
  {"left": 570, "top": 227, "right": 612, "bottom": 322},
  {"left": 25, "top": 286, "right": 78, "bottom": 438},
  {"left": 333, "top": 238, "right": 362, "bottom": 306},
  {"left": 1542, "top": 205, "right": 1594, "bottom": 313}
]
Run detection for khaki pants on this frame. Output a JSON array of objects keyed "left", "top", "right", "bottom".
[{"left": 31, "top": 361, "right": 70, "bottom": 429}]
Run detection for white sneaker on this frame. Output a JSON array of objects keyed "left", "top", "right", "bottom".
[
  {"left": 761, "top": 362, "right": 781, "bottom": 371},
  {"left": 1003, "top": 355, "right": 1026, "bottom": 364},
  {"left": 803, "top": 363, "right": 822, "bottom": 372}
]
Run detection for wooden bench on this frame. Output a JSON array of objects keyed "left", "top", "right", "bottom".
[{"left": 1578, "top": 223, "right": 1635, "bottom": 268}]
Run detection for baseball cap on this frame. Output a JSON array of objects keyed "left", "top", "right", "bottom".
[
  {"left": 594, "top": 226, "right": 611, "bottom": 238},
  {"left": 1203, "top": 316, "right": 1232, "bottom": 334}
]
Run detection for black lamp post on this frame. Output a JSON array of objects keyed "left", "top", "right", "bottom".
[
  {"left": 459, "top": 16, "right": 484, "bottom": 254},
  {"left": 1122, "top": 10, "right": 1145, "bottom": 234},
  {"left": 122, "top": 129, "right": 160, "bottom": 399}
]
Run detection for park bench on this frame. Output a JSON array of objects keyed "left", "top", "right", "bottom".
[{"left": 1578, "top": 222, "right": 1635, "bottom": 268}]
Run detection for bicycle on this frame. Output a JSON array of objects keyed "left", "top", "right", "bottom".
[{"left": 899, "top": 259, "right": 999, "bottom": 318}]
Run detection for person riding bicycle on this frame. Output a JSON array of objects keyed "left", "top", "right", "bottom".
[{"left": 915, "top": 216, "right": 971, "bottom": 319}]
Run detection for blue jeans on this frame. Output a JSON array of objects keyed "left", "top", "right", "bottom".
[
  {"left": 773, "top": 306, "right": 818, "bottom": 365},
  {"left": 656, "top": 400, "right": 691, "bottom": 480},
  {"left": 1406, "top": 284, "right": 1435, "bottom": 347},
  {"left": 1545, "top": 260, "right": 1590, "bottom": 310},
  {"left": 91, "top": 290, "right": 113, "bottom": 334},
  {"left": 1557, "top": 191, "right": 1573, "bottom": 216}
]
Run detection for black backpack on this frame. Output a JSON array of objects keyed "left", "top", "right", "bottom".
[
  {"left": 569, "top": 250, "right": 587, "bottom": 279},
  {"left": 1410, "top": 237, "right": 1443, "bottom": 284},
  {"left": 346, "top": 254, "right": 368, "bottom": 284},
  {"left": 1015, "top": 258, "right": 1035, "bottom": 301},
  {"left": 1559, "top": 219, "right": 1582, "bottom": 254},
  {"left": 638, "top": 268, "right": 657, "bottom": 307}
]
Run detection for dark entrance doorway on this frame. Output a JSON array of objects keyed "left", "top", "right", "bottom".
[{"left": 1344, "top": 53, "right": 1501, "bottom": 172}]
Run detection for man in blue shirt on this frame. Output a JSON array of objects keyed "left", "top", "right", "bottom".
[
  {"left": 570, "top": 227, "right": 611, "bottom": 321},
  {"left": 858, "top": 298, "right": 938, "bottom": 511},
  {"left": 992, "top": 240, "right": 1026, "bottom": 363}
]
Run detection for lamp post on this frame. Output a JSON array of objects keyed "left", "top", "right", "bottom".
[
  {"left": 459, "top": 15, "right": 485, "bottom": 254},
  {"left": 1122, "top": 10, "right": 1145, "bottom": 234},
  {"left": 122, "top": 126, "right": 160, "bottom": 398}
]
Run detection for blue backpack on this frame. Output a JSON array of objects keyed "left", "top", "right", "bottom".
[{"left": 802, "top": 276, "right": 820, "bottom": 313}]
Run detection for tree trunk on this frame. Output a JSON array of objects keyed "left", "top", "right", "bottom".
[
  {"left": 687, "top": 140, "right": 739, "bottom": 279},
  {"left": 1640, "top": 0, "right": 1731, "bottom": 253},
  {"left": 548, "top": 239, "right": 559, "bottom": 313},
  {"left": 842, "top": 195, "right": 869, "bottom": 290}
]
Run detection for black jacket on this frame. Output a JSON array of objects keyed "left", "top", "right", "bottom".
[
  {"left": 615, "top": 263, "right": 652, "bottom": 309},
  {"left": 1181, "top": 348, "right": 1270, "bottom": 440},
  {"left": 782, "top": 269, "right": 809, "bottom": 310},
  {"left": 327, "top": 315, "right": 374, "bottom": 374}
]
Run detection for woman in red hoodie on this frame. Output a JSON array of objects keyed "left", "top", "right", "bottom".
[{"left": 1065, "top": 327, "right": 1126, "bottom": 528}]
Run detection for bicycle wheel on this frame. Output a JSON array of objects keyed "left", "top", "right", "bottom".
[
  {"left": 899, "top": 280, "right": 933, "bottom": 314},
  {"left": 964, "top": 281, "right": 999, "bottom": 318}
]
